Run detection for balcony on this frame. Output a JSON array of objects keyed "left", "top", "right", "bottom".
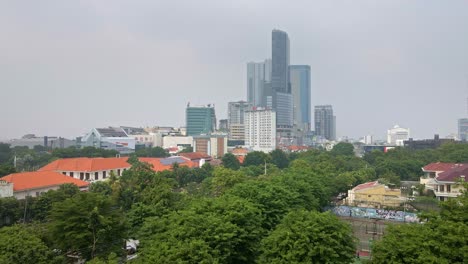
[{"left": 434, "top": 190, "right": 461, "bottom": 198}]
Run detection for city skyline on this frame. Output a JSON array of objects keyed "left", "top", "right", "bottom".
[{"left": 1, "top": 1, "right": 468, "bottom": 140}]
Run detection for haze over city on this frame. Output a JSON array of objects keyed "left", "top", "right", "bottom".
[{"left": 1, "top": 0, "right": 468, "bottom": 140}]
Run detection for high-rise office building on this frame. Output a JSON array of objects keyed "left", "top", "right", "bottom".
[
  {"left": 271, "top": 29, "right": 290, "bottom": 93},
  {"left": 186, "top": 104, "right": 216, "bottom": 136},
  {"left": 245, "top": 108, "right": 276, "bottom": 152},
  {"left": 314, "top": 105, "right": 336, "bottom": 141},
  {"left": 290, "top": 65, "right": 311, "bottom": 131},
  {"left": 227, "top": 101, "right": 252, "bottom": 141},
  {"left": 273, "top": 91, "right": 293, "bottom": 127},
  {"left": 247, "top": 59, "right": 271, "bottom": 107},
  {"left": 458, "top": 118, "right": 468, "bottom": 141}
]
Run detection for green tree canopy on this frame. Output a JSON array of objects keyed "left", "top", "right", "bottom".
[
  {"left": 48, "top": 192, "right": 127, "bottom": 260},
  {"left": 221, "top": 153, "right": 241, "bottom": 170},
  {"left": 0, "top": 225, "right": 56, "bottom": 264},
  {"left": 243, "top": 151, "right": 270, "bottom": 167},
  {"left": 270, "top": 149, "right": 289, "bottom": 169},
  {"left": 330, "top": 142, "right": 355, "bottom": 156},
  {"left": 258, "top": 210, "right": 355, "bottom": 264}
]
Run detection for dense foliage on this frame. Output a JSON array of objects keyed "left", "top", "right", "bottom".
[{"left": 0, "top": 142, "right": 468, "bottom": 262}]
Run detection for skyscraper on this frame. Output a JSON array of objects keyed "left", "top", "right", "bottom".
[
  {"left": 290, "top": 65, "right": 311, "bottom": 131},
  {"left": 227, "top": 101, "right": 252, "bottom": 141},
  {"left": 271, "top": 29, "right": 290, "bottom": 93},
  {"left": 458, "top": 118, "right": 468, "bottom": 141},
  {"left": 247, "top": 59, "right": 271, "bottom": 107},
  {"left": 186, "top": 104, "right": 216, "bottom": 136},
  {"left": 314, "top": 105, "right": 336, "bottom": 140}
]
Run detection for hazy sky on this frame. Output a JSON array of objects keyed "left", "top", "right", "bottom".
[{"left": 1, "top": 0, "right": 468, "bottom": 140}]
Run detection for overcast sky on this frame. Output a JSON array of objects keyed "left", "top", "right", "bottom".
[{"left": 1, "top": 0, "right": 468, "bottom": 140}]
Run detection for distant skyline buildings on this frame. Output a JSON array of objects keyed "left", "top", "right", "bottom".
[
  {"left": 315, "top": 105, "right": 336, "bottom": 140},
  {"left": 387, "top": 125, "right": 410, "bottom": 146},
  {"left": 458, "top": 118, "right": 468, "bottom": 142},
  {"left": 290, "top": 65, "right": 311, "bottom": 131},
  {"left": 245, "top": 108, "right": 276, "bottom": 152},
  {"left": 227, "top": 101, "right": 251, "bottom": 141}
]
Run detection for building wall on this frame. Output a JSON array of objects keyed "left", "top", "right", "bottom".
[
  {"left": 245, "top": 109, "right": 276, "bottom": 152},
  {"left": 348, "top": 185, "right": 402, "bottom": 208},
  {"left": 458, "top": 118, "right": 468, "bottom": 141},
  {"left": 186, "top": 106, "right": 216, "bottom": 136},
  {"left": 57, "top": 167, "right": 130, "bottom": 182},
  {"left": 229, "top": 124, "right": 245, "bottom": 141},
  {"left": 290, "top": 65, "right": 311, "bottom": 131},
  {"left": 0, "top": 180, "right": 13, "bottom": 198},
  {"left": 247, "top": 59, "right": 271, "bottom": 107},
  {"left": 163, "top": 136, "right": 193, "bottom": 149},
  {"left": 315, "top": 105, "right": 335, "bottom": 140},
  {"left": 271, "top": 29, "right": 290, "bottom": 93},
  {"left": 387, "top": 125, "right": 410, "bottom": 146}
]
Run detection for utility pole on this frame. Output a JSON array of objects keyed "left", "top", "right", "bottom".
[{"left": 264, "top": 159, "right": 267, "bottom": 175}]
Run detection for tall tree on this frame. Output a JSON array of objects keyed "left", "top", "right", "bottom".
[
  {"left": 258, "top": 210, "right": 355, "bottom": 264},
  {"left": 270, "top": 149, "right": 289, "bottom": 169},
  {"left": 48, "top": 192, "right": 127, "bottom": 260},
  {"left": 221, "top": 153, "right": 241, "bottom": 170},
  {"left": 243, "top": 151, "right": 270, "bottom": 167},
  {"left": 330, "top": 142, "right": 355, "bottom": 156}
]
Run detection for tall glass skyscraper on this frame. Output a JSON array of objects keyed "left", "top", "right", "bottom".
[
  {"left": 247, "top": 59, "right": 271, "bottom": 107},
  {"left": 290, "top": 65, "right": 311, "bottom": 131},
  {"left": 271, "top": 29, "right": 290, "bottom": 93}
]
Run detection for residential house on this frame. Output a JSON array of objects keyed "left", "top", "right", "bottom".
[{"left": 421, "top": 162, "right": 467, "bottom": 201}]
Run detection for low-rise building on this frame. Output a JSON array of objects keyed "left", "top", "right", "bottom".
[
  {"left": 420, "top": 162, "right": 467, "bottom": 201},
  {"left": 81, "top": 127, "right": 136, "bottom": 154},
  {"left": 346, "top": 181, "right": 402, "bottom": 208},
  {"left": 39, "top": 156, "right": 199, "bottom": 182},
  {"left": 0, "top": 171, "right": 89, "bottom": 199},
  {"left": 192, "top": 134, "right": 227, "bottom": 158}
]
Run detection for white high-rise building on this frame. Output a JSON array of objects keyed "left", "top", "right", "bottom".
[
  {"left": 387, "top": 125, "right": 410, "bottom": 146},
  {"left": 247, "top": 59, "right": 271, "bottom": 107},
  {"left": 245, "top": 109, "right": 276, "bottom": 152}
]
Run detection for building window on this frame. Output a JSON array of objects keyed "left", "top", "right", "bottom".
[
  {"left": 95, "top": 172, "right": 99, "bottom": 180},
  {"left": 439, "top": 185, "right": 444, "bottom": 192},
  {"left": 69, "top": 172, "right": 74, "bottom": 177},
  {"left": 86, "top": 173, "right": 90, "bottom": 180},
  {"left": 447, "top": 185, "right": 451, "bottom": 192},
  {"left": 117, "top": 169, "right": 121, "bottom": 176},
  {"left": 103, "top": 171, "right": 107, "bottom": 179},
  {"left": 62, "top": 172, "right": 67, "bottom": 175},
  {"left": 80, "top": 173, "right": 84, "bottom": 180},
  {"left": 36, "top": 192, "right": 40, "bottom": 197}
]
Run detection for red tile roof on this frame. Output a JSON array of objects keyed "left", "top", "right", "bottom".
[
  {"left": 236, "top": 156, "right": 245, "bottom": 164},
  {"left": 422, "top": 162, "right": 457, "bottom": 172},
  {"left": 287, "top": 145, "right": 310, "bottom": 152},
  {"left": 436, "top": 164, "right": 468, "bottom": 182},
  {"left": 178, "top": 152, "right": 212, "bottom": 161},
  {"left": 139, "top": 157, "right": 198, "bottom": 172},
  {"left": 1, "top": 171, "right": 89, "bottom": 191},
  {"left": 231, "top": 148, "right": 248, "bottom": 156},
  {"left": 352, "top": 181, "right": 380, "bottom": 191},
  {"left": 39, "top": 157, "right": 131, "bottom": 172}
]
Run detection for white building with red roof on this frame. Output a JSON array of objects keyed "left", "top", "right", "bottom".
[
  {"left": 0, "top": 171, "right": 89, "bottom": 199},
  {"left": 421, "top": 162, "right": 467, "bottom": 201},
  {"left": 38, "top": 157, "right": 199, "bottom": 182}
]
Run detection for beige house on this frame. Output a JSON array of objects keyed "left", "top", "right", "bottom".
[
  {"left": 420, "top": 162, "right": 467, "bottom": 201},
  {"left": 346, "top": 181, "right": 402, "bottom": 208}
]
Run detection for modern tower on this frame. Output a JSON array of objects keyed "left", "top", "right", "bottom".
[
  {"left": 314, "top": 105, "right": 336, "bottom": 140},
  {"left": 459, "top": 118, "right": 468, "bottom": 141},
  {"left": 271, "top": 29, "right": 290, "bottom": 93},
  {"left": 186, "top": 104, "right": 216, "bottom": 136},
  {"left": 290, "top": 65, "right": 311, "bottom": 131},
  {"left": 247, "top": 59, "right": 271, "bottom": 107}
]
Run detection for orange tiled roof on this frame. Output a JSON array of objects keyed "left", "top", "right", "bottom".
[
  {"left": 231, "top": 148, "right": 248, "bottom": 155},
  {"left": 1, "top": 171, "right": 89, "bottom": 191},
  {"left": 236, "top": 156, "right": 245, "bottom": 164},
  {"left": 38, "top": 157, "right": 131, "bottom": 172},
  {"left": 179, "top": 152, "right": 212, "bottom": 160},
  {"left": 139, "top": 157, "right": 198, "bottom": 172},
  {"left": 422, "top": 162, "right": 457, "bottom": 172}
]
